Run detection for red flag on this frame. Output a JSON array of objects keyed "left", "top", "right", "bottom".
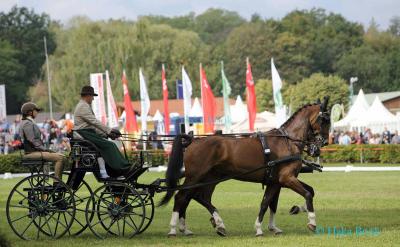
[
  {"left": 246, "top": 58, "right": 257, "bottom": 132},
  {"left": 200, "top": 65, "right": 216, "bottom": 133},
  {"left": 162, "top": 64, "right": 170, "bottom": 134},
  {"left": 122, "top": 70, "right": 138, "bottom": 133}
]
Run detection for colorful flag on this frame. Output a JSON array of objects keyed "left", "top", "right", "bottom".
[
  {"left": 90, "top": 73, "right": 107, "bottom": 125},
  {"left": 200, "top": 64, "right": 216, "bottom": 133},
  {"left": 182, "top": 66, "right": 192, "bottom": 132},
  {"left": 221, "top": 61, "right": 232, "bottom": 132},
  {"left": 105, "top": 70, "right": 119, "bottom": 128},
  {"left": 162, "top": 64, "right": 170, "bottom": 134},
  {"left": 271, "top": 58, "right": 286, "bottom": 127},
  {"left": 246, "top": 58, "right": 257, "bottom": 132},
  {"left": 122, "top": 70, "right": 138, "bottom": 133},
  {"left": 139, "top": 68, "right": 150, "bottom": 132}
]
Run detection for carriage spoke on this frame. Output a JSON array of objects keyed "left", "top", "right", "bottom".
[
  {"left": 42, "top": 214, "right": 55, "bottom": 237},
  {"left": 20, "top": 216, "right": 36, "bottom": 238},
  {"left": 10, "top": 214, "right": 31, "bottom": 223},
  {"left": 36, "top": 215, "right": 42, "bottom": 239},
  {"left": 127, "top": 215, "right": 139, "bottom": 231},
  {"left": 62, "top": 212, "right": 71, "bottom": 236}
]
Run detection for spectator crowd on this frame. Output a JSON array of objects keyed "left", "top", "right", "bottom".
[
  {"left": 0, "top": 115, "right": 73, "bottom": 154},
  {"left": 329, "top": 127, "right": 400, "bottom": 145}
]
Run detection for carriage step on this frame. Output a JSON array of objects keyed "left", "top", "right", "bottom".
[{"left": 22, "top": 185, "right": 67, "bottom": 192}]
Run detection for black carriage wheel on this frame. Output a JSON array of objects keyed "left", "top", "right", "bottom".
[
  {"left": 6, "top": 174, "right": 76, "bottom": 240},
  {"left": 60, "top": 172, "right": 94, "bottom": 236},
  {"left": 85, "top": 182, "right": 145, "bottom": 239},
  {"left": 137, "top": 192, "right": 154, "bottom": 234}
]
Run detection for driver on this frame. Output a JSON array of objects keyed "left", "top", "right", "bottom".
[{"left": 73, "top": 85, "right": 132, "bottom": 177}]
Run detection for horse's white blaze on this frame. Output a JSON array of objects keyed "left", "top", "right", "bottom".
[
  {"left": 308, "top": 212, "right": 316, "bottom": 226},
  {"left": 168, "top": 211, "right": 179, "bottom": 235},
  {"left": 179, "top": 217, "right": 193, "bottom": 235},
  {"left": 268, "top": 211, "right": 283, "bottom": 234},
  {"left": 212, "top": 211, "right": 225, "bottom": 229},
  {"left": 255, "top": 217, "right": 263, "bottom": 236}
]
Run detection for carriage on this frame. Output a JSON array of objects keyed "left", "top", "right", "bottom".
[
  {"left": 6, "top": 97, "right": 330, "bottom": 240},
  {"left": 6, "top": 136, "right": 168, "bottom": 240}
]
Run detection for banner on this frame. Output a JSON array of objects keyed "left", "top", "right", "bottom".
[
  {"left": 200, "top": 65, "right": 216, "bottom": 133},
  {"left": 176, "top": 79, "right": 183, "bottom": 99},
  {"left": 271, "top": 58, "right": 287, "bottom": 127},
  {"left": 162, "top": 64, "right": 170, "bottom": 134},
  {"left": 182, "top": 66, "right": 193, "bottom": 132},
  {"left": 139, "top": 68, "right": 150, "bottom": 132},
  {"left": 105, "top": 70, "right": 119, "bottom": 128},
  {"left": 122, "top": 70, "right": 138, "bottom": 133},
  {"left": 90, "top": 73, "right": 107, "bottom": 125},
  {"left": 246, "top": 58, "right": 257, "bottom": 132},
  {"left": 221, "top": 61, "right": 232, "bottom": 133},
  {"left": 0, "top": 85, "right": 6, "bottom": 120}
]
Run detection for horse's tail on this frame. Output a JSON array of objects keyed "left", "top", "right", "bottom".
[{"left": 159, "top": 134, "right": 193, "bottom": 206}]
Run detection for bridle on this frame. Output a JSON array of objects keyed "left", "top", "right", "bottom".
[{"left": 305, "top": 109, "right": 330, "bottom": 157}]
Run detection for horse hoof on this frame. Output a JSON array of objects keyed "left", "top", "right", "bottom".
[
  {"left": 210, "top": 217, "right": 216, "bottom": 228},
  {"left": 307, "top": 224, "right": 316, "bottom": 232},
  {"left": 184, "top": 230, "right": 194, "bottom": 236},
  {"left": 255, "top": 233, "right": 264, "bottom": 237},
  {"left": 216, "top": 227, "right": 226, "bottom": 237},
  {"left": 269, "top": 227, "right": 283, "bottom": 235},
  {"left": 168, "top": 233, "right": 177, "bottom": 238},
  {"left": 289, "top": 205, "right": 300, "bottom": 215}
]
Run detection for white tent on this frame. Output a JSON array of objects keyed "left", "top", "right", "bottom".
[
  {"left": 334, "top": 89, "right": 369, "bottom": 130},
  {"left": 189, "top": 97, "right": 202, "bottom": 117},
  {"left": 153, "top": 109, "right": 163, "bottom": 122},
  {"left": 231, "top": 111, "right": 276, "bottom": 133},
  {"left": 230, "top": 95, "right": 248, "bottom": 123},
  {"left": 359, "top": 96, "right": 399, "bottom": 133}
]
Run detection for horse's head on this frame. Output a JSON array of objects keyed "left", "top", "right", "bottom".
[{"left": 306, "top": 96, "right": 330, "bottom": 156}]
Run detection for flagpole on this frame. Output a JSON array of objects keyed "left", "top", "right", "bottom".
[{"left": 44, "top": 36, "right": 53, "bottom": 120}]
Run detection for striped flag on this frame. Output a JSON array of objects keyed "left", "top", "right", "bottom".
[
  {"left": 139, "top": 68, "right": 150, "bottom": 132},
  {"left": 162, "top": 64, "right": 170, "bottom": 134},
  {"left": 90, "top": 73, "right": 107, "bottom": 125}
]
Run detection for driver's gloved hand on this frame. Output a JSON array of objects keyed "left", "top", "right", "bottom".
[{"left": 110, "top": 129, "right": 122, "bottom": 137}]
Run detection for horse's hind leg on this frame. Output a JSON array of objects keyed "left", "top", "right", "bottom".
[
  {"left": 282, "top": 177, "right": 317, "bottom": 232},
  {"left": 267, "top": 186, "right": 283, "bottom": 235},
  {"left": 255, "top": 183, "right": 281, "bottom": 236},
  {"left": 193, "top": 184, "right": 227, "bottom": 236},
  {"left": 177, "top": 191, "right": 194, "bottom": 236}
]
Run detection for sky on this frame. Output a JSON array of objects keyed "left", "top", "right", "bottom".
[{"left": 0, "top": 0, "right": 399, "bottom": 29}]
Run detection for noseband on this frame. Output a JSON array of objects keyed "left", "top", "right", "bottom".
[{"left": 305, "top": 110, "right": 330, "bottom": 157}]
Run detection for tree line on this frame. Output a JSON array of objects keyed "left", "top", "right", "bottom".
[{"left": 1, "top": 6, "right": 400, "bottom": 114}]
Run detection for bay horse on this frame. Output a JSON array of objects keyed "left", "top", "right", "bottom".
[{"left": 160, "top": 97, "right": 330, "bottom": 237}]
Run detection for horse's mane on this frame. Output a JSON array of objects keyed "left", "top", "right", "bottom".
[{"left": 280, "top": 103, "right": 319, "bottom": 128}]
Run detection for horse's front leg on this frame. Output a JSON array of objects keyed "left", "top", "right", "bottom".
[
  {"left": 254, "top": 184, "right": 281, "bottom": 236},
  {"left": 282, "top": 177, "right": 317, "bottom": 232},
  {"left": 289, "top": 181, "right": 315, "bottom": 215}
]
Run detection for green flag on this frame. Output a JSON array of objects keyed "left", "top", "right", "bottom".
[{"left": 221, "top": 61, "right": 232, "bottom": 132}]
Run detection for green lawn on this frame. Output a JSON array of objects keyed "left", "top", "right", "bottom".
[{"left": 0, "top": 170, "right": 399, "bottom": 247}]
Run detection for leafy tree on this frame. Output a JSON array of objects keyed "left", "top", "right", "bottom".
[
  {"left": 0, "top": 5, "right": 56, "bottom": 113},
  {"left": 283, "top": 73, "right": 348, "bottom": 110},
  {"left": 388, "top": 16, "right": 400, "bottom": 36},
  {"left": 255, "top": 79, "right": 273, "bottom": 111}
]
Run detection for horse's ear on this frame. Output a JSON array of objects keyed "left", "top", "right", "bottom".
[{"left": 321, "top": 96, "right": 329, "bottom": 111}]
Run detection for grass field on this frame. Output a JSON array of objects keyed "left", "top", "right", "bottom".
[{"left": 0, "top": 170, "right": 399, "bottom": 247}]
